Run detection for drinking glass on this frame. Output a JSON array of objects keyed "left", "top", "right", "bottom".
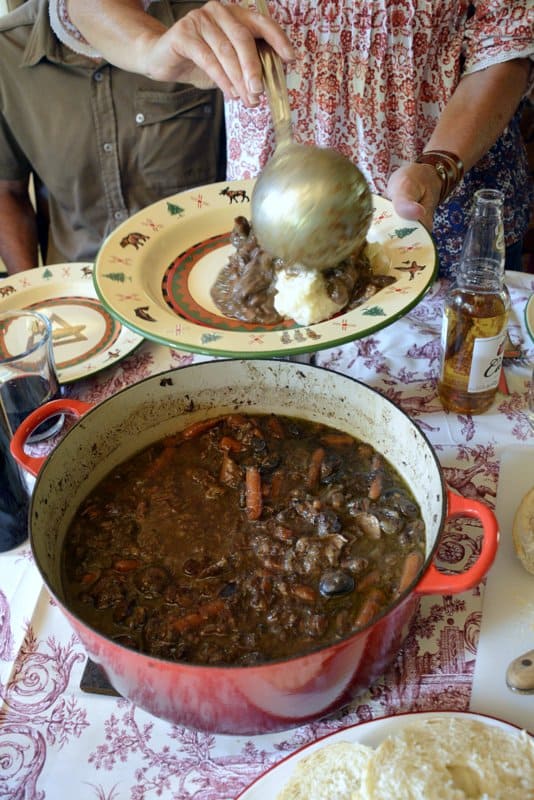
[{"left": 0, "top": 309, "right": 63, "bottom": 442}]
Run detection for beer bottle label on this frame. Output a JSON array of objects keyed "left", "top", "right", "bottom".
[{"left": 467, "top": 332, "right": 506, "bottom": 393}]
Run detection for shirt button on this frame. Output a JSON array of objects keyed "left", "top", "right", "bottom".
[
  {"left": 135, "top": 113, "right": 145, "bottom": 124},
  {"left": 103, "top": 143, "right": 113, "bottom": 153},
  {"left": 94, "top": 72, "right": 103, "bottom": 82},
  {"left": 114, "top": 211, "right": 125, "bottom": 221}
]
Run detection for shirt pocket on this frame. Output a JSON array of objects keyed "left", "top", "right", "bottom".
[{"left": 134, "top": 86, "right": 224, "bottom": 193}]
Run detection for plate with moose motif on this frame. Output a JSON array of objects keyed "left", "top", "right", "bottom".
[
  {"left": 0, "top": 263, "right": 143, "bottom": 383},
  {"left": 93, "top": 180, "right": 438, "bottom": 358}
]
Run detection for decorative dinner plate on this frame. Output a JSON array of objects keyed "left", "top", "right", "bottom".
[
  {"left": 526, "top": 292, "right": 534, "bottom": 342},
  {"left": 94, "top": 180, "right": 438, "bottom": 358},
  {"left": 236, "top": 711, "right": 530, "bottom": 799},
  {"left": 0, "top": 263, "right": 143, "bottom": 383}
]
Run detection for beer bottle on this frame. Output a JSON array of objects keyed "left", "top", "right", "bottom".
[{"left": 437, "top": 188, "right": 510, "bottom": 414}]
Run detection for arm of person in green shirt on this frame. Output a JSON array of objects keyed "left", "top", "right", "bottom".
[
  {"left": 0, "top": 179, "right": 40, "bottom": 274},
  {"left": 67, "top": 0, "right": 294, "bottom": 108}
]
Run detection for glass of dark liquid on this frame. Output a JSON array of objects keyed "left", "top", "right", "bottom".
[
  {"left": 0, "top": 401, "right": 29, "bottom": 551},
  {"left": 0, "top": 310, "right": 63, "bottom": 552},
  {"left": 0, "top": 309, "right": 63, "bottom": 443}
]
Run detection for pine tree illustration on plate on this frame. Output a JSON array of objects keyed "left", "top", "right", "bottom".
[
  {"left": 103, "top": 272, "right": 132, "bottom": 283},
  {"left": 167, "top": 202, "right": 185, "bottom": 216},
  {"left": 362, "top": 306, "right": 386, "bottom": 317},
  {"left": 390, "top": 227, "right": 418, "bottom": 239}
]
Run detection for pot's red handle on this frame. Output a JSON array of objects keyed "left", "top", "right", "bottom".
[
  {"left": 416, "top": 489, "right": 499, "bottom": 596},
  {"left": 10, "top": 398, "right": 93, "bottom": 477}
]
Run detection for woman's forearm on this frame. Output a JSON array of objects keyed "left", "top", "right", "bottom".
[
  {"left": 388, "top": 59, "right": 531, "bottom": 228},
  {"left": 424, "top": 58, "right": 531, "bottom": 169},
  {"left": 67, "top": 0, "right": 166, "bottom": 74},
  {"left": 0, "top": 182, "right": 40, "bottom": 274}
]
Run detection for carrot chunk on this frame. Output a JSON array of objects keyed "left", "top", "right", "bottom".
[
  {"left": 113, "top": 559, "right": 140, "bottom": 573},
  {"left": 269, "top": 470, "right": 283, "bottom": 499},
  {"left": 396, "top": 551, "right": 424, "bottom": 596},
  {"left": 144, "top": 446, "right": 175, "bottom": 478},
  {"left": 266, "top": 415, "right": 285, "bottom": 438},
  {"left": 245, "top": 465, "right": 263, "bottom": 520},
  {"left": 355, "top": 588, "right": 386, "bottom": 628},
  {"left": 320, "top": 433, "right": 354, "bottom": 446},
  {"left": 181, "top": 417, "right": 222, "bottom": 440},
  {"left": 220, "top": 435, "right": 245, "bottom": 453},
  {"left": 306, "top": 447, "right": 325, "bottom": 491}
]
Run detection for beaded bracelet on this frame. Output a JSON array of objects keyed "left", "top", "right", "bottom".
[{"left": 414, "top": 150, "right": 465, "bottom": 204}]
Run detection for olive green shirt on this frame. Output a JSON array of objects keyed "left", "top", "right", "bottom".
[{"left": 0, "top": 0, "right": 226, "bottom": 263}]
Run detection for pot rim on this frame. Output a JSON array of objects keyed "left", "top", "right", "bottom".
[{"left": 27, "top": 358, "right": 448, "bottom": 669}]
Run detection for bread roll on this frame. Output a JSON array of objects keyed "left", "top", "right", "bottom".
[
  {"left": 362, "top": 716, "right": 534, "bottom": 800},
  {"left": 512, "top": 485, "right": 534, "bottom": 574},
  {"left": 275, "top": 717, "right": 533, "bottom": 800},
  {"left": 275, "top": 740, "right": 373, "bottom": 800}
]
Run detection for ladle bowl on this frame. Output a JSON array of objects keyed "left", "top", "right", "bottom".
[{"left": 251, "top": 141, "right": 373, "bottom": 271}]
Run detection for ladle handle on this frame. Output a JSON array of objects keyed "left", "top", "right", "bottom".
[{"left": 255, "top": 1, "right": 292, "bottom": 147}]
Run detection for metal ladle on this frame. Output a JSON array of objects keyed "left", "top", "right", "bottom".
[{"left": 250, "top": 0, "right": 372, "bottom": 271}]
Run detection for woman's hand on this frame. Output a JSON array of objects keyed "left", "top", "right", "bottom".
[
  {"left": 386, "top": 163, "right": 443, "bottom": 231},
  {"left": 136, "top": 1, "right": 295, "bottom": 106}
]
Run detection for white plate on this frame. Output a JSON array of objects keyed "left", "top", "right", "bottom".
[
  {"left": 237, "top": 711, "right": 529, "bottom": 799},
  {"left": 470, "top": 446, "right": 534, "bottom": 732},
  {"left": 0, "top": 263, "right": 143, "bottom": 383},
  {"left": 526, "top": 292, "right": 534, "bottom": 342},
  {"left": 94, "top": 180, "right": 437, "bottom": 358}
]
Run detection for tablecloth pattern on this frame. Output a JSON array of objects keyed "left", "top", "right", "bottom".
[{"left": 1, "top": 272, "right": 533, "bottom": 800}]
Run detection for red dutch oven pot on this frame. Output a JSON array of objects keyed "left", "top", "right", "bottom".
[{"left": 11, "top": 359, "right": 498, "bottom": 735}]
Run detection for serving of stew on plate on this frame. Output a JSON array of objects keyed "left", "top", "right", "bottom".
[{"left": 61, "top": 413, "right": 426, "bottom": 666}]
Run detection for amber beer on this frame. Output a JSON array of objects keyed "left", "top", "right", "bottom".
[
  {"left": 437, "top": 189, "right": 510, "bottom": 414},
  {"left": 438, "top": 285, "right": 509, "bottom": 413}
]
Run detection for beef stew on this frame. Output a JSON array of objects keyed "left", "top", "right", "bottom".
[
  {"left": 62, "top": 413, "right": 425, "bottom": 666},
  {"left": 210, "top": 217, "right": 396, "bottom": 325}
]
